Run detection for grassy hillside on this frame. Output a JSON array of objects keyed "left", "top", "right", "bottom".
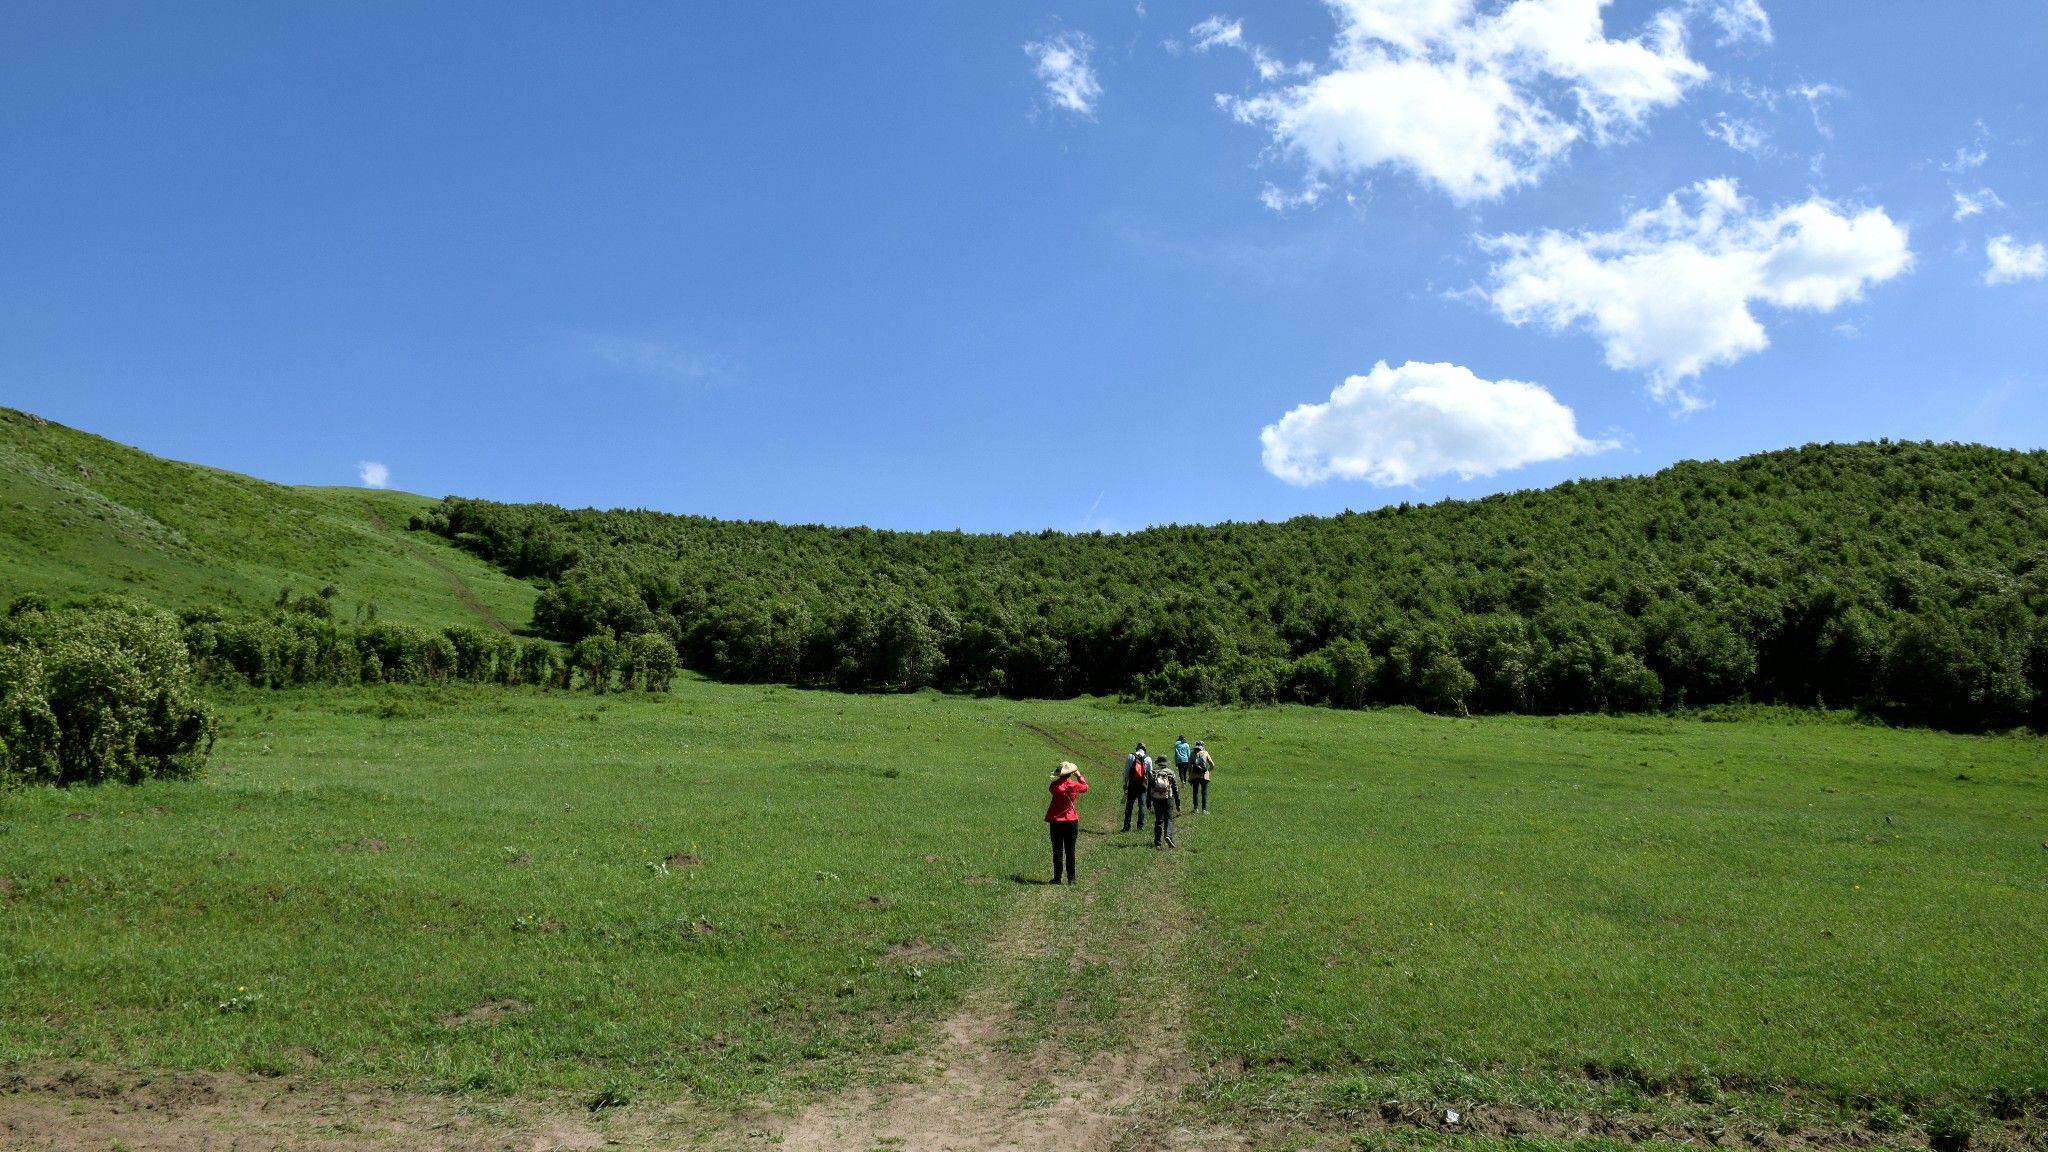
[{"left": 0, "top": 407, "right": 535, "bottom": 630}]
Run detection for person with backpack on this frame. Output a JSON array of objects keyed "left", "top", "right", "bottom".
[
  {"left": 1121, "top": 742, "right": 1150, "bottom": 832},
  {"left": 1189, "top": 740, "right": 1214, "bottom": 813},
  {"left": 1173, "top": 735, "right": 1193, "bottom": 779},
  {"left": 1148, "top": 755, "right": 1181, "bottom": 848},
  {"left": 1046, "top": 761, "right": 1088, "bottom": 885}
]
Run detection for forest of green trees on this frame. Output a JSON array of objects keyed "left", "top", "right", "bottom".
[{"left": 412, "top": 441, "right": 2048, "bottom": 733}]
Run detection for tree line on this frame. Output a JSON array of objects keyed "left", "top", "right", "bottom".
[
  {"left": 2, "top": 593, "right": 680, "bottom": 787},
  {"left": 409, "top": 440, "right": 2048, "bottom": 733},
  {"left": 180, "top": 600, "right": 678, "bottom": 695}
]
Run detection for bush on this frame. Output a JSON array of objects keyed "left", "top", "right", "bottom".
[{"left": 1, "top": 600, "right": 216, "bottom": 787}]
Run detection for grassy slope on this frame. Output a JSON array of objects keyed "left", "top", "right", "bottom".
[
  {"left": 0, "top": 407, "right": 535, "bottom": 629},
  {"left": 2, "top": 682, "right": 2040, "bottom": 1114}
]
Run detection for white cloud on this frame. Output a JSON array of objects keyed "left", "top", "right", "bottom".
[
  {"left": 1942, "top": 121, "right": 1993, "bottom": 173},
  {"left": 1694, "top": 0, "right": 1770, "bottom": 45},
  {"left": 1952, "top": 188, "right": 2003, "bottom": 221},
  {"left": 1026, "top": 33, "right": 1102, "bottom": 118},
  {"left": 1703, "top": 113, "right": 1768, "bottom": 155},
  {"left": 1985, "top": 235, "right": 2047, "bottom": 285},
  {"left": 1187, "top": 14, "right": 1308, "bottom": 80},
  {"left": 1191, "top": 15, "right": 1245, "bottom": 51},
  {"left": 1259, "top": 179, "right": 1328, "bottom": 212},
  {"left": 1479, "top": 178, "right": 1912, "bottom": 408},
  {"left": 357, "top": 461, "right": 391, "bottom": 489},
  {"left": 1260, "top": 359, "right": 1615, "bottom": 486},
  {"left": 1789, "top": 81, "right": 1843, "bottom": 137},
  {"left": 1222, "top": 0, "right": 1719, "bottom": 203}
]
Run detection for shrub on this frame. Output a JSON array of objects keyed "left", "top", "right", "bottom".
[{"left": 1, "top": 601, "right": 216, "bottom": 787}]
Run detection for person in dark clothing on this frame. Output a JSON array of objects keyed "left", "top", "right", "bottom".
[
  {"left": 1189, "top": 740, "right": 1214, "bottom": 813},
  {"left": 1046, "top": 761, "right": 1088, "bottom": 884},
  {"left": 1148, "top": 755, "right": 1181, "bottom": 848},
  {"left": 1121, "top": 742, "right": 1149, "bottom": 831}
]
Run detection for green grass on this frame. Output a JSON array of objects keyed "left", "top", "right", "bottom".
[
  {"left": 0, "top": 407, "right": 534, "bottom": 628},
  {"left": 1177, "top": 705, "right": 2048, "bottom": 1110},
  {"left": 2, "top": 680, "right": 2043, "bottom": 1127}
]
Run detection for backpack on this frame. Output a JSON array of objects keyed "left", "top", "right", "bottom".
[
  {"left": 1129, "top": 755, "right": 1149, "bottom": 786},
  {"left": 1147, "top": 764, "right": 1176, "bottom": 800}
]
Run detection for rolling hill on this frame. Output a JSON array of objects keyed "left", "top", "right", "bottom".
[{"left": 0, "top": 407, "right": 534, "bottom": 630}]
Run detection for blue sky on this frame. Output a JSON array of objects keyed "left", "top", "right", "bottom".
[{"left": 3, "top": 1, "right": 2043, "bottom": 531}]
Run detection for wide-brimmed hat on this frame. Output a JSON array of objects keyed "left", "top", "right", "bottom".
[
  {"left": 1194, "top": 741, "right": 1204, "bottom": 748},
  {"left": 1053, "top": 760, "right": 1081, "bottom": 779}
]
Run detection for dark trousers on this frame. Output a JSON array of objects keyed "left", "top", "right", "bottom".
[
  {"left": 1123, "top": 784, "right": 1146, "bottom": 830},
  {"left": 1049, "top": 820, "right": 1078, "bottom": 882},
  {"left": 1152, "top": 798, "right": 1175, "bottom": 846},
  {"left": 1192, "top": 778, "right": 1208, "bottom": 810}
]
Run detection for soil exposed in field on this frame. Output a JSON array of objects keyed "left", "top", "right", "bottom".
[{"left": 775, "top": 724, "right": 1245, "bottom": 1152}]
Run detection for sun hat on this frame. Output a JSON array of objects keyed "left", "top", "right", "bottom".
[{"left": 1053, "top": 760, "right": 1081, "bottom": 779}]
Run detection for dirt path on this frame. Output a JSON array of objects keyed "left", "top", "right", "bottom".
[
  {"left": 361, "top": 501, "right": 513, "bottom": 634},
  {"left": 0, "top": 1068, "right": 664, "bottom": 1151},
  {"left": 776, "top": 725, "right": 1240, "bottom": 1152}
]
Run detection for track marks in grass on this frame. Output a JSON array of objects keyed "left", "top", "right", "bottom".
[{"left": 777, "top": 724, "right": 1241, "bottom": 1151}]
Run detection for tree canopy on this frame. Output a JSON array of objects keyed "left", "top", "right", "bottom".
[{"left": 412, "top": 441, "right": 2048, "bottom": 732}]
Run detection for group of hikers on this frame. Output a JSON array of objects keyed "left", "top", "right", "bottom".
[{"left": 1044, "top": 735, "right": 1216, "bottom": 884}]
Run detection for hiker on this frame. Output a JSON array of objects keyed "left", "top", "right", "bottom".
[
  {"left": 1121, "top": 742, "right": 1150, "bottom": 831},
  {"left": 1046, "top": 761, "right": 1088, "bottom": 885},
  {"left": 1173, "top": 734, "right": 1193, "bottom": 780},
  {"left": 1148, "top": 755, "right": 1181, "bottom": 848},
  {"left": 1189, "top": 740, "right": 1214, "bottom": 813}
]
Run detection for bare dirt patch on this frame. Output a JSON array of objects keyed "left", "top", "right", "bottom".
[
  {"left": 775, "top": 723, "right": 1245, "bottom": 1152},
  {"left": 664, "top": 851, "right": 701, "bottom": 868},
  {"left": 335, "top": 837, "right": 386, "bottom": 852},
  {"left": 0, "top": 1068, "right": 652, "bottom": 1151},
  {"left": 884, "top": 938, "right": 961, "bottom": 965},
  {"left": 438, "top": 998, "right": 531, "bottom": 1029}
]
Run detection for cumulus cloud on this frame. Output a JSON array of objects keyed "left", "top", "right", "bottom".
[
  {"left": 1984, "top": 235, "right": 2047, "bottom": 285},
  {"left": 1026, "top": 33, "right": 1102, "bottom": 118},
  {"left": 1222, "top": 0, "right": 1719, "bottom": 203},
  {"left": 1952, "top": 188, "right": 2003, "bottom": 221},
  {"left": 357, "top": 461, "right": 391, "bottom": 489},
  {"left": 1260, "top": 360, "right": 1615, "bottom": 486},
  {"left": 1479, "top": 178, "right": 1912, "bottom": 408}
]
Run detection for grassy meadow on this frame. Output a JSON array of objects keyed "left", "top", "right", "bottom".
[{"left": 2, "top": 678, "right": 2043, "bottom": 1132}]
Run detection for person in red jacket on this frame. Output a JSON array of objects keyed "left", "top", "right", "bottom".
[{"left": 1046, "top": 761, "right": 1089, "bottom": 885}]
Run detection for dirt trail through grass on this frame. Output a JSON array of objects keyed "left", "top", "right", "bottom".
[{"left": 777, "top": 725, "right": 1241, "bottom": 1152}]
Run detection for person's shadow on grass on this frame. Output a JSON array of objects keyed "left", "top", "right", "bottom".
[{"left": 1008, "top": 873, "right": 1062, "bottom": 885}]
